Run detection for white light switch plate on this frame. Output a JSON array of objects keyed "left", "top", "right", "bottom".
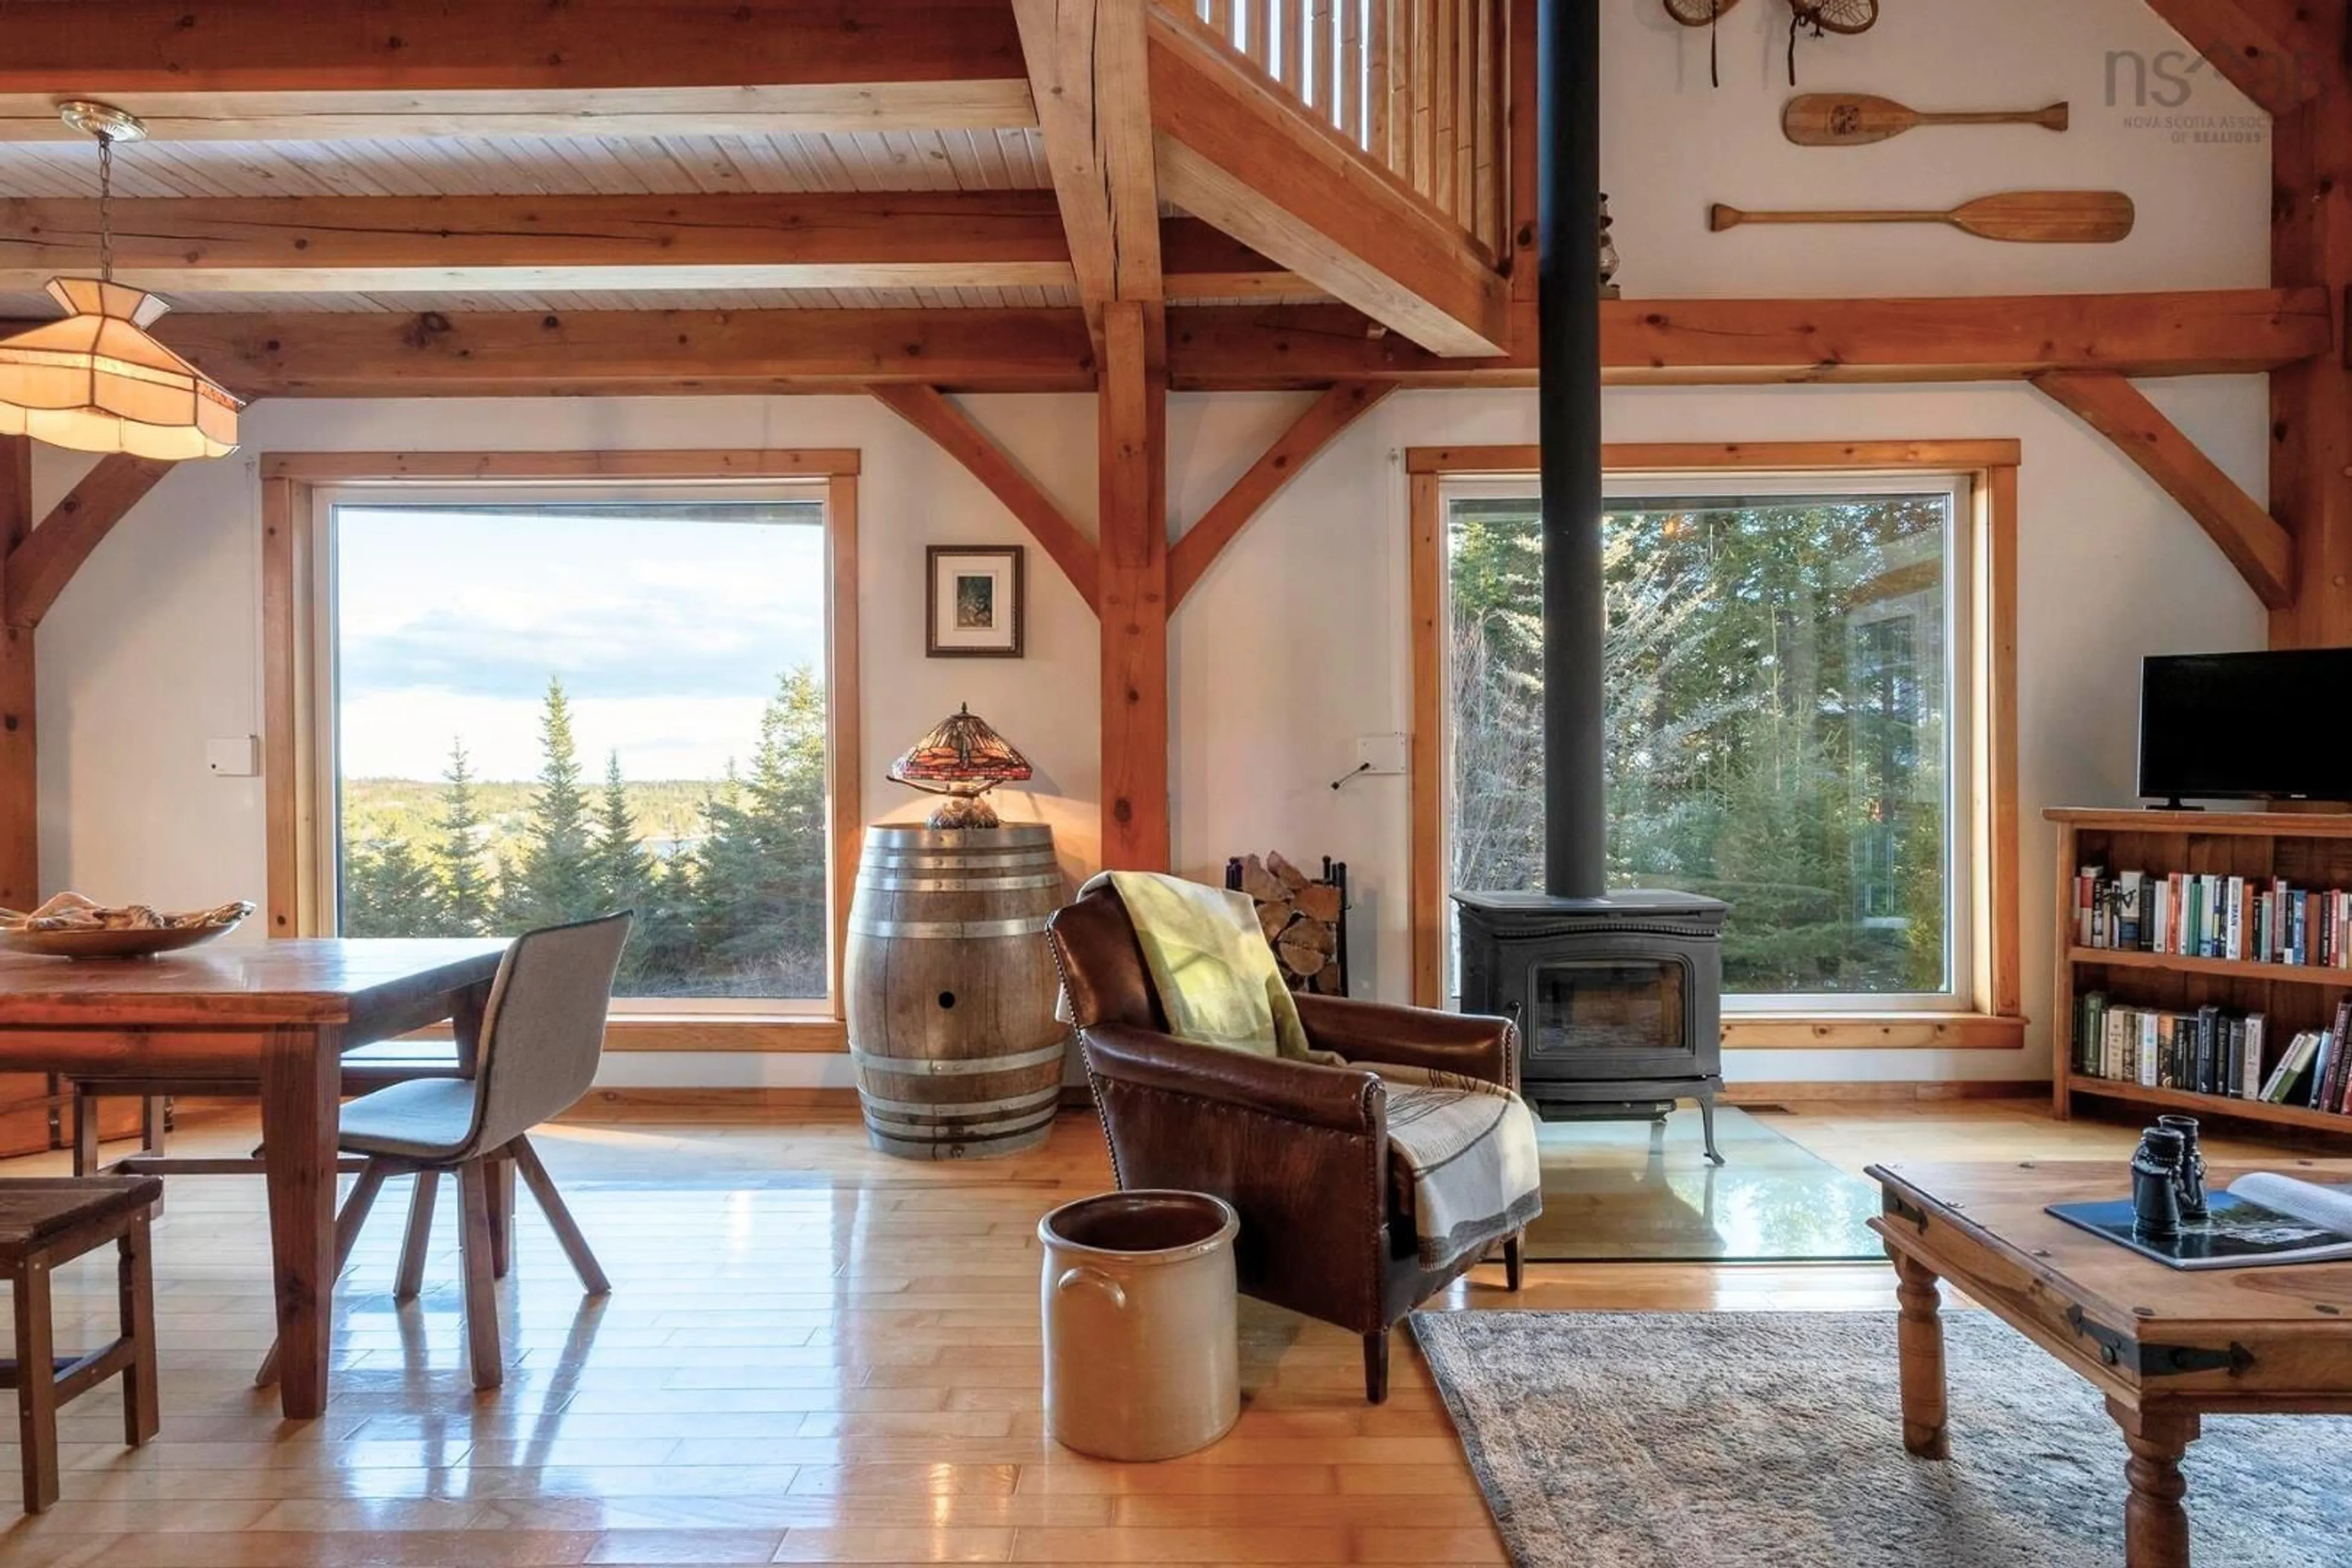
[
  {"left": 1355, "top": 734, "right": 1409, "bottom": 775},
  {"left": 206, "top": 736, "right": 259, "bottom": 776}
]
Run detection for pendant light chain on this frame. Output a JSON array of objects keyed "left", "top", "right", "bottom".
[{"left": 96, "top": 129, "right": 115, "bottom": 284}]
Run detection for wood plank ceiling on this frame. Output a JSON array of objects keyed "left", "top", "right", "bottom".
[{"left": 0, "top": 130, "right": 1081, "bottom": 315}]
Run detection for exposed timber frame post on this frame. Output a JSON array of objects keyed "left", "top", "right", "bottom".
[
  {"left": 1097, "top": 302, "right": 1171, "bottom": 872},
  {"left": 2261, "top": 2, "right": 2352, "bottom": 646},
  {"left": 1013, "top": 0, "right": 1169, "bottom": 866},
  {"left": 0, "top": 438, "right": 32, "bottom": 911},
  {"left": 1011, "top": 0, "right": 1164, "bottom": 359},
  {"left": 2032, "top": 370, "right": 2294, "bottom": 609},
  {"left": 1506, "top": 0, "right": 1538, "bottom": 304},
  {"left": 0, "top": 450, "right": 174, "bottom": 911}
]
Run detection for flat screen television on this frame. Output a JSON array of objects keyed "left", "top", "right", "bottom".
[{"left": 2139, "top": 650, "right": 2352, "bottom": 805}]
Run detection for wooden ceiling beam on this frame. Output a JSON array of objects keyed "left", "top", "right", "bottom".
[
  {"left": 2137, "top": 0, "right": 2321, "bottom": 119},
  {"left": 1168, "top": 381, "right": 1398, "bottom": 608},
  {"left": 0, "top": 196, "right": 1296, "bottom": 301},
  {"left": 94, "top": 289, "right": 2327, "bottom": 399},
  {"left": 1166, "top": 290, "right": 2334, "bottom": 388},
  {"left": 1012, "top": 0, "right": 1166, "bottom": 361},
  {"left": 0, "top": 1, "right": 1033, "bottom": 138},
  {"left": 1159, "top": 222, "right": 1314, "bottom": 301},
  {"left": 2034, "top": 369, "right": 2294, "bottom": 609},
  {"left": 0, "top": 192, "right": 1067, "bottom": 296},
  {"left": 1149, "top": 10, "right": 1510, "bottom": 358},
  {"left": 0, "top": 85, "right": 1035, "bottom": 142},
  {"left": 149, "top": 307, "right": 1101, "bottom": 398},
  {"left": 869, "top": 385, "right": 1099, "bottom": 610},
  {"left": 1, "top": 457, "right": 175, "bottom": 631}
]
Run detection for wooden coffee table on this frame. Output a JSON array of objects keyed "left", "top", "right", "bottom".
[{"left": 1868, "top": 1160, "right": 2352, "bottom": 1568}]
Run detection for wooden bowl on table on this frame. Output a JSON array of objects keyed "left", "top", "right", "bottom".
[{"left": 0, "top": 897, "right": 254, "bottom": 960}]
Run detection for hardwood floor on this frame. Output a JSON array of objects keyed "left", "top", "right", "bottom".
[{"left": 0, "top": 1096, "right": 2337, "bottom": 1564}]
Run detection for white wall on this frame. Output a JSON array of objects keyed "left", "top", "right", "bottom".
[{"left": 1607, "top": 0, "right": 2269, "bottom": 298}]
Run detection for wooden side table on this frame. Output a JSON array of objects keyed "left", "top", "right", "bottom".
[{"left": 0, "top": 1176, "right": 164, "bottom": 1513}]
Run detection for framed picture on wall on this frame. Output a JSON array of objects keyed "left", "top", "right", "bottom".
[{"left": 926, "top": 545, "right": 1025, "bottom": 658}]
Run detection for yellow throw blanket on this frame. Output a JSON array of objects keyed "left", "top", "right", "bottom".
[{"left": 1089, "top": 871, "right": 1313, "bottom": 1060}]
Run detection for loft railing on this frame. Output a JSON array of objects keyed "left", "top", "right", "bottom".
[{"left": 1167, "top": 0, "right": 1511, "bottom": 257}]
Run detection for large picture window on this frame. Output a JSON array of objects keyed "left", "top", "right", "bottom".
[
  {"left": 1447, "top": 472, "right": 1969, "bottom": 1007},
  {"left": 1408, "top": 442, "right": 2020, "bottom": 1041},
  {"left": 271, "top": 460, "right": 860, "bottom": 1019}
]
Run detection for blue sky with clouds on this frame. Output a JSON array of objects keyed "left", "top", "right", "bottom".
[{"left": 334, "top": 503, "right": 827, "bottom": 782}]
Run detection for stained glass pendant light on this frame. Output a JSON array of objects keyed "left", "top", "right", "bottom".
[
  {"left": 0, "top": 102, "right": 241, "bottom": 460},
  {"left": 888, "top": 705, "right": 1033, "bottom": 827}
]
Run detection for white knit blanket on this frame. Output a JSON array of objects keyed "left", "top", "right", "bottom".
[{"left": 1365, "top": 1063, "right": 1544, "bottom": 1271}]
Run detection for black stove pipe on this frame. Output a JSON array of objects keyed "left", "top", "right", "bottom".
[{"left": 1536, "top": 0, "right": 1606, "bottom": 900}]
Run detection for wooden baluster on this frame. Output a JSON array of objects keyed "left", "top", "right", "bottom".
[
  {"left": 1506, "top": 0, "right": 1536, "bottom": 282},
  {"left": 1402, "top": 0, "right": 1425, "bottom": 193},
  {"left": 1209, "top": 0, "right": 1233, "bottom": 44},
  {"left": 1311, "top": 0, "right": 1335, "bottom": 117},
  {"left": 1453, "top": 0, "right": 1476, "bottom": 229},
  {"left": 1420, "top": 0, "right": 1439, "bottom": 210},
  {"left": 1341, "top": 0, "right": 1366, "bottom": 145},
  {"left": 1368, "top": 0, "right": 1392, "bottom": 168},
  {"left": 1281, "top": 0, "right": 1305, "bottom": 94},
  {"left": 1245, "top": 0, "right": 1271, "bottom": 70},
  {"left": 1472, "top": 0, "right": 1497, "bottom": 246}
]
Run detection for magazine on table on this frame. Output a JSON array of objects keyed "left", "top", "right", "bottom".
[{"left": 2048, "top": 1172, "right": 2352, "bottom": 1269}]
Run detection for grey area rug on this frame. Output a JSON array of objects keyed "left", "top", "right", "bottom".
[
  {"left": 1411, "top": 1310, "right": 2350, "bottom": 1568},
  {"left": 1524, "top": 1105, "right": 1881, "bottom": 1263}
]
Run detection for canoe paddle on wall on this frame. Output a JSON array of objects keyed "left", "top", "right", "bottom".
[
  {"left": 1784, "top": 94, "right": 2069, "bottom": 146},
  {"left": 1709, "top": 190, "right": 2135, "bottom": 244}
]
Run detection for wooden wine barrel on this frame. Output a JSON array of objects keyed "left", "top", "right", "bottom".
[{"left": 845, "top": 824, "right": 1069, "bottom": 1159}]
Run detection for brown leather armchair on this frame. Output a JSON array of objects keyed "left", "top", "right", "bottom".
[{"left": 1046, "top": 881, "right": 1525, "bottom": 1403}]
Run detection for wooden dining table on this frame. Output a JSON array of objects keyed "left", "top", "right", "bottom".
[{"left": 0, "top": 938, "right": 509, "bottom": 1419}]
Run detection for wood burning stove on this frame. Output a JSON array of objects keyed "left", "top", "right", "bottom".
[
  {"left": 1455, "top": 891, "right": 1728, "bottom": 1163},
  {"left": 1449, "top": 0, "right": 1731, "bottom": 1159}
]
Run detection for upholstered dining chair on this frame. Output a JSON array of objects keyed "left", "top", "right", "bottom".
[
  {"left": 1046, "top": 881, "right": 1525, "bottom": 1403},
  {"left": 258, "top": 911, "right": 631, "bottom": 1392}
]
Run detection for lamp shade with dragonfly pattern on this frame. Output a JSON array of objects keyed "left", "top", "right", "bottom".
[{"left": 888, "top": 705, "right": 1033, "bottom": 827}]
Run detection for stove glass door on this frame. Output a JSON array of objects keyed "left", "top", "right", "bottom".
[{"left": 1528, "top": 957, "right": 1687, "bottom": 1061}]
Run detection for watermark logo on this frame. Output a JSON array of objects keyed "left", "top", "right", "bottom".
[{"left": 2105, "top": 48, "right": 2293, "bottom": 145}]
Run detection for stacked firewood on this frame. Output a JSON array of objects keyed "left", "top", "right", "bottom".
[{"left": 1235, "top": 851, "right": 1346, "bottom": 994}]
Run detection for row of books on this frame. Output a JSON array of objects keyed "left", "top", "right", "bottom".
[
  {"left": 2075, "top": 994, "right": 2352, "bottom": 1113},
  {"left": 2073, "top": 994, "right": 2268, "bottom": 1098},
  {"left": 2073, "top": 866, "right": 2352, "bottom": 968}
]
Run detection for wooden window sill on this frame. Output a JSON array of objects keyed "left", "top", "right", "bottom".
[
  {"left": 1722, "top": 1012, "right": 2027, "bottom": 1051},
  {"left": 603, "top": 1016, "right": 847, "bottom": 1054}
]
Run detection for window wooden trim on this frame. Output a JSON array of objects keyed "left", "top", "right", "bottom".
[
  {"left": 1406, "top": 439, "right": 2023, "bottom": 1049},
  {"left": 260, "top": 448, "right": 865, "bottom": 1036}
]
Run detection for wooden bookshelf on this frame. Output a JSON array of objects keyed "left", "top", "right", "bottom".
[
  {"left": 2049, "top": 809, "right": 2352, "bottom": 1139},
  {"left": 2066, "top": 946, "right": 2352, "bottom": 987}
]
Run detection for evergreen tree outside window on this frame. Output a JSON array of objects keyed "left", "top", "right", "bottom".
[
  {"left": 328, "top": 493, "right": 834, "bottom": 1003},
  {"left": 1442, "top": 472, "right": 1973, "bottom": 1009}
]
